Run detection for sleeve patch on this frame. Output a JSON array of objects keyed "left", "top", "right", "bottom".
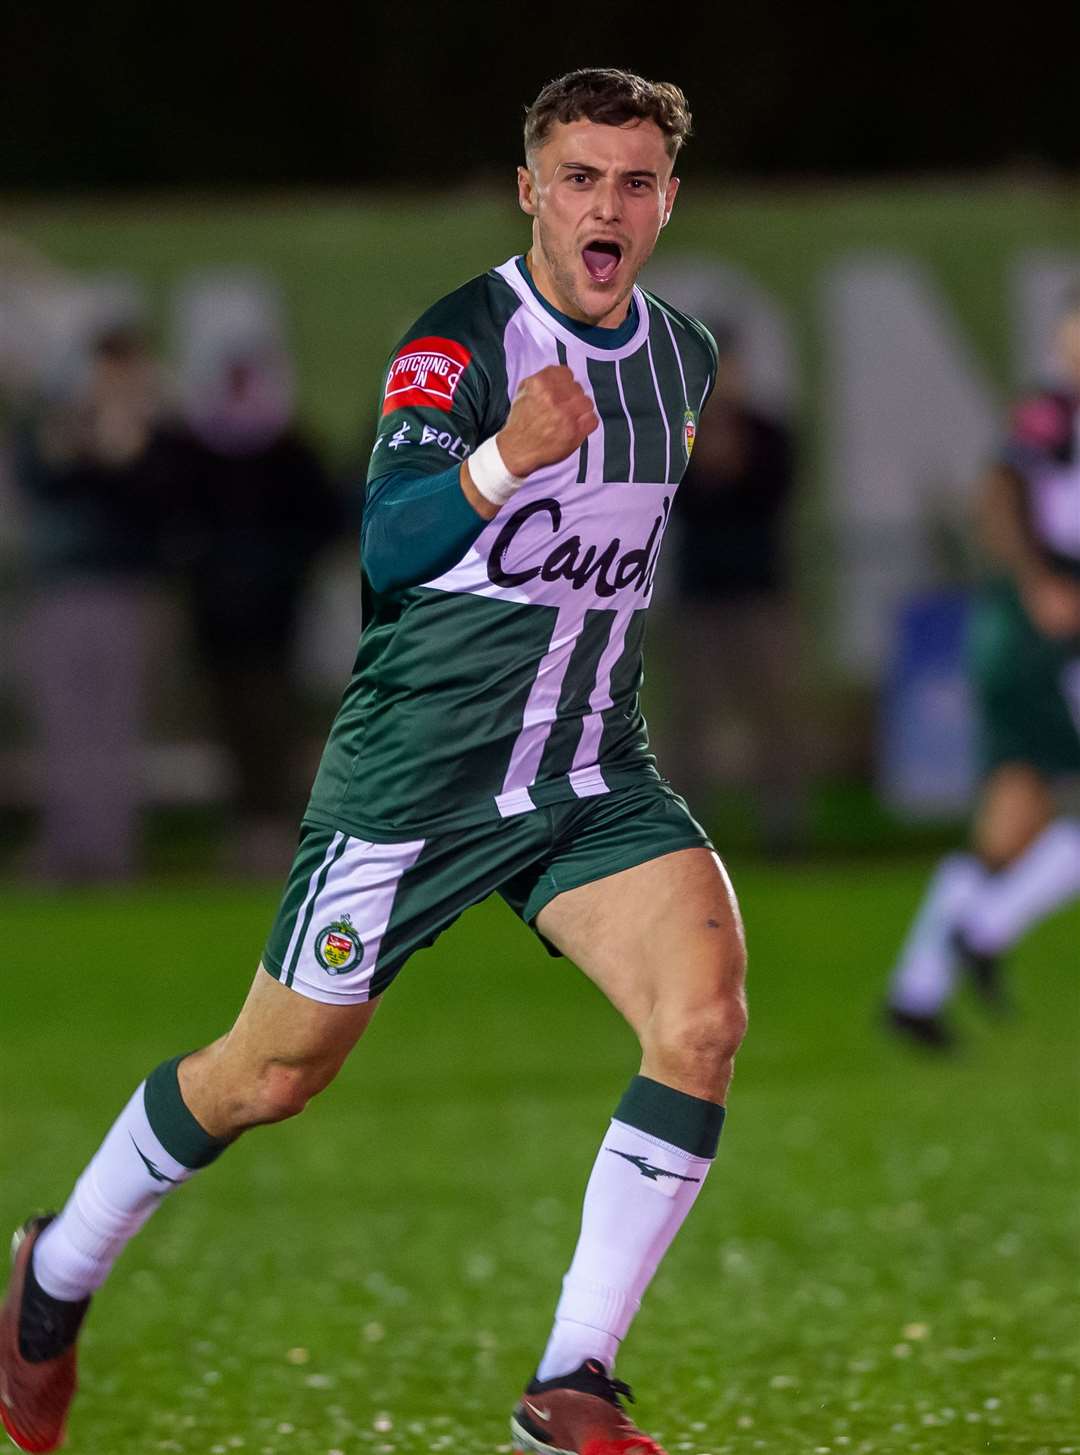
[{"left": 382, "top": 336, "right": 473, "bottom": 416}]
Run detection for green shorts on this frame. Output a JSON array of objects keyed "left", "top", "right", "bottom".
[
  {"left": 969, "top": 579, "right": 1080, "bottom": 779},
  {"left": 262, "top": 780, "right": 712, "bottom": 1004}
]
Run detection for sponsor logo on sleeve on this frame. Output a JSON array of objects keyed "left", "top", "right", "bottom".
[
  {"left": 420, "top": 424, "right": 471, "bottom": 461},
  {"left": 382, "top": 336, "right": 472, "bottom": 416}
]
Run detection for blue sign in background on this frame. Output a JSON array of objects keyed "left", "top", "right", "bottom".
[{"left": 878, "top": 589, "right": 977, "bottom": 819}]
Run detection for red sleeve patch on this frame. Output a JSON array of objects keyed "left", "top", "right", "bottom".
[{"left": 382, "top": 336, "right": 473, "bottom": 416}]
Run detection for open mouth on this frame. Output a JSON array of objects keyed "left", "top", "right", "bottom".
[{"left": 582, "top": 240, "right": 622, "bottom": 284}]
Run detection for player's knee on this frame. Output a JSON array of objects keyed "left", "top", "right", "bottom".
[
  {"left": 250, "top": 1058, "right": 336, "bottom": 1125},
  {"left": 687, "top": 993, "right": 748, "bottom": 1072},
  {"left": 646, "top": 983, "right": 748, "bottom": 1086},
  {"left": 688, "top": 942, "right": 749, "bottom": 1069}
]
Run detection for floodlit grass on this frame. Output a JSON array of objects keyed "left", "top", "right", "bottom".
[{"left": 2, "top": 859, "right": 1077, "bottom": 1454}]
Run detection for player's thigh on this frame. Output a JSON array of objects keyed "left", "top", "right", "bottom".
[
  {"left": 175, "top": 966, "right": 378, "bottom": 1134},
  {"left": 535, "top": 836, "right": 746, "bottom": 1037},
  {"left": 178, "top": 967, "right": 380, "bottom": 1135},
  {"left": 227, "top": 963, "right": 380, "bottom": 1075},
  {"left": 182, "top": 814, "right": 487, "bottom": 1123}
]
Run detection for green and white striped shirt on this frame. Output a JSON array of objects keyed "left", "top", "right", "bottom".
[{"left": 305, "top": 256, "right": 717, "bottom": 840}]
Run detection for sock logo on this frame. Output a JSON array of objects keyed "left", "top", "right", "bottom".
[
  {"left": 130, "top": 1135, "right": 181, "bottom": 1187},
  {"left": 608, "top": 1148, "right": 700, "bottom": 1184}
]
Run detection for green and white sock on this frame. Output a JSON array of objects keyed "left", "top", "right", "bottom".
[
  {"left": 33, "top": 1056, "right": 226, "bottom": 1302},
  {"left": 536, "top": 1075, "right": 725, "bottom": 1381}
]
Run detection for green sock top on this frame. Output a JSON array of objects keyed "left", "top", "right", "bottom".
[
  {"left": 615, "top": 1074, "right": 726, "bottom": 1159},
  {"left": 144, "top": 1055, "right": 229, "bottom": 1170}
]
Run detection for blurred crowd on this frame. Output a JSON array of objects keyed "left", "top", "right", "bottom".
[
  {"left": 659, "top": 321, "right": 808, "bottom": 856},
  {"left": 4, "top": 236, "right": 1074, "bottom": 894},
  {"left": 0, "top": 244, "right": 350, "bottom": 881},
  {"left": 0, "top": 241, "right": 815, "bottom": 884}
]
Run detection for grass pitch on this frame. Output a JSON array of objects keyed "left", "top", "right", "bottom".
[{"left": 1, "top": 858, "right": 1077, "bottom": 1454}]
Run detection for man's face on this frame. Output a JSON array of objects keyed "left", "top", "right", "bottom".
[{"left": 518, "top": 117, "right": 679, "bottom": 328}]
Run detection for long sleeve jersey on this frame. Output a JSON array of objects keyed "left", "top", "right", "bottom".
[{"left": 305, "top": 255, "right": 716, "bottom": 840}]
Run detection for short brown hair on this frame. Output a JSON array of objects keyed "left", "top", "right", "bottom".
[{"left": 524, "top": 68, "right": 692, "bottom": 161}]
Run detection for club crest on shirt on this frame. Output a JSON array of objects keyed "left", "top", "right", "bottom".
[
  {"left": 683, "top": 408, "right": 697, "bottom": 460},
  {"left": 382, "top": 336, "right": 472, "bottom": 416},
  {"left": 314, "top": 915, "right": 363, "bottom": 974}
]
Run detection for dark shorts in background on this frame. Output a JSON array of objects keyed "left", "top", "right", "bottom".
[
  {"left": 262, "top": 781, "right": 711, "bottom": 1004},
  {"left": 969, "top": 580, "right": 1080, "bottom": 779}
]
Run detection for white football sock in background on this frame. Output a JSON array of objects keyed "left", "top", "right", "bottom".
[
  {"left": 889, "top": 852, "right": 987, "bottom": 1014},
  {"left": 958, "top": 818, "right": 1080, "bottom": 956}
]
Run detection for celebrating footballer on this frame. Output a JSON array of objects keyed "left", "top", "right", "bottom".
[{"left": 1, "top": 68, "right": 748, "bottom": 1455}]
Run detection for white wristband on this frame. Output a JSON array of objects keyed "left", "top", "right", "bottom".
[{"left": 467, "top": 434, "right": 525, "bottom": 507}]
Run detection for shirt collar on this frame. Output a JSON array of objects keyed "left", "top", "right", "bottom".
[{"left": 514, "top": 256, "right": 639, "bottom": 350}]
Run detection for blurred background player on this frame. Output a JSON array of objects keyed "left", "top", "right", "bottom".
[
  {"left": 887, "top": 287, "right": 1080, "bottom": 1047},
  {"left": 662, "top": 321, "right": 806, "bottom": 853}
]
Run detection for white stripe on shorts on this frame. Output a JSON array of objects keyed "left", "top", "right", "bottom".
[
  {"left": 281, "top": 830, "right": 345, "bottom": 975},
  {"left": 285, "top": 833, "right": 427, "bottom": 1005}
]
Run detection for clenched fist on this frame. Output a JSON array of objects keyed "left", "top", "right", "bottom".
[{"left": 496, "top": 365, "right": 599, "bottom": 478}]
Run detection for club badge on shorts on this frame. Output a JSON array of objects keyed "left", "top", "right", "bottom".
[{"left": 315, "top": 915, "right": 364, "bottom": 974}]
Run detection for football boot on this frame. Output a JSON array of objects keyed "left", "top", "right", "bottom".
[
  {"left": 511, "top": 1357, "right": 666, "bottom": 1455},
  {"left": 0, "top": 1216, "right": 89, "bottom": 1453}
]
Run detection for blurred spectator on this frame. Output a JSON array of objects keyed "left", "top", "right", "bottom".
[
  {"left": 886, "top": 287, "right": 1080, "bottom": 1048},
  {"left": 661, "top": 324, "right": 808, "bottom": 852},
  {"left": 166, "top": 282, "right": 344, "bottom": 875},
  {"left": 13, "top": 306, "right": 171, "bottom": 882}
]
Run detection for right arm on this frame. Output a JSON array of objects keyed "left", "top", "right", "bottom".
[{"left": 364, "top": 364, "right": 597, "bottom": 595}]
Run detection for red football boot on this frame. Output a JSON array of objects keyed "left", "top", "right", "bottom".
[
  {"left": 0, "top": 1217, "right": 89, "bottom": 1453},
  {"left": 510, "top": 1358, "right": 667, "bottom": 1455}
]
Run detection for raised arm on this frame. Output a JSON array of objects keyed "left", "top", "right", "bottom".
[{"left": 364, "top": 364, "right": 596, "bottom": 594}]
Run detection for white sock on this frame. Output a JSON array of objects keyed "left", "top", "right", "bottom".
[
  {"left": 958, "top": 818, "right": 1080, "bottom": 956},
  {"left": 536, "top": 1116, "right": 713, "bottom": 1380},
  {"left": 34, "top": 1061, "right": 223, "bottom": 1301},
  {"left": 889, "top": 853, "right": 988, "bottom": 1015}
]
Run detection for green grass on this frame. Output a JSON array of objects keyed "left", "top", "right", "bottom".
[{"left": 1, "top": 860, "right": 1077, "bottom": 1454}]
